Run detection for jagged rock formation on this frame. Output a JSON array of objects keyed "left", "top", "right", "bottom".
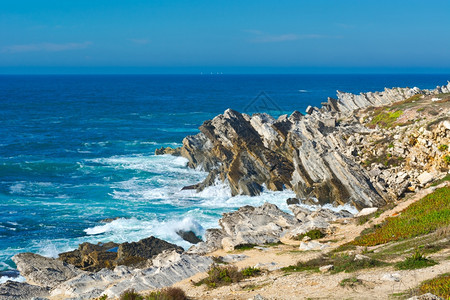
[
  {"left": 12, "top": 253, "right": 83, "bottom": 288},
  {"left": 8, "top": 249, "right": 212, "bottom": 299},
  {"left": 58, "top": 236, "right": 184, "bottom": 272},
  {"left": 176, "top": 82, "right": 450, "bottom": 209},
  {"left": 50, "top": 252, "right": 212, "bottom": 299},
  {"left": 187, "top": 202, "right": 352, "bottom": 253}
]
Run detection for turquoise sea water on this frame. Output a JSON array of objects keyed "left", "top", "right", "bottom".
[{"left": 1, "top": 74, "right": 449, "bottom": 281}]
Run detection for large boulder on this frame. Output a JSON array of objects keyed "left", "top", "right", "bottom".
[{"left": 12, "top": 253, "right": 83, "bottom": 288}]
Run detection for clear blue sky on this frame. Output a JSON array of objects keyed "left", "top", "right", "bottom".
[{"left": 1, "top": 0, "right": 450, "bottom": 74}]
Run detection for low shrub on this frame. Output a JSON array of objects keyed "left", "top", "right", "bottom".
[
  {"left": 119, "top": 288, "right": 188, "bottom": 300},
  {"left": 418, "top": 273, "right": 450, "bottom": 299},
  {"left": 396, "top": 250, "right": 437, "bottom": 270},
  {"left": 195, "top": 264, "right": 261, "bottom": 288},
  {"left": 294, "top": 229, "right": 325, "bottom": 241},
  {"left": 120, "top": 289, "right": 143, "bottom": 300},
  {"left": 241, "top": 267, "right": 261, "bottom": 277},
  {"left": 340, "top": 276, "right": 363, "bottom": 288},
  {"left": 234, "top": 243, "right": 256, "bottom": 250}
]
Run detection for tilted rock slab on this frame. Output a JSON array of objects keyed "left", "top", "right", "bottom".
[
  {"left": 181, "top": 108, "right": 386, "bottom": 208},
  {"left": 0, "top": 281, "right": 50, "bottom": 300},
  {"left": 179, "top": 82, "right": 450, "bottom": 208},
  {"left": 51, "top": 253, "right": 213, "bottom": 299},
  {"left": 189, "top": 202, "right": 299, "bottom": 252},
  {"left": 12, "top": 253, "right": 84, "bottom": 288}
]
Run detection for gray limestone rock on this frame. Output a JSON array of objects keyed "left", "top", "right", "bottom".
[
  {"left": 0, "top": 281, "right": 50, "bottom": 300},
  {"left": 12, "top": 253, "right": 83, "bottom": 288}
]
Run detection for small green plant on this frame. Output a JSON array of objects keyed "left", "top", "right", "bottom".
[
  {"left": 438, "top": 144, "right": 448, "bottom": 151},
  {"left": 388, "top": 143, "right": 394, "bottom": 148},
  {"left": 195, "top": 265, "right": 242, "bottom": 288},
  {"left": 444, "top": 155, "right": 450, "bottom": 164},
  {"left": 294, "top": 229, "right": 325, "bottom": 240},
  {"left": 234, "top": 243, "right": 256, "bottom": 250},
  {"left": 395, "top": 249, "right": 437, "bottom": 270},
  {"left": 418, "top": 273, "right": 450, "bottom": 299},
  {"left": 241, "top": 267, "right": 261, "bottom": 277},
  {"left": 120, "top": 289, "right": 143, "bottom": 300},
  {"left": 97, "top": 295, "right": 108, "bottom": 300},
  {"left": 145, "top": 287, "right": 188, "bottom": 300},
  {"left": 340, "top": 276, "right": 363, "bottom": 288}
]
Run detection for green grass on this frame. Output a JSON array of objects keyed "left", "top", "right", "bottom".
[
  {"left": 281, "top": 254, "right": 386, "bottom": 274},
  {"left": 353, "top": 187, "right": 450, "bottom": 247},
  {"left": 395, "top": 250, "right": 437, "bottom": 270},
  {"left": 431, "top": 174, "right": 450, "bottom": 186},
  {"left": 369, "top": 109, "right": 403, "bottom": 128},
  {"left": 418, "top": 273, "right": 450, "bottom": 299}
]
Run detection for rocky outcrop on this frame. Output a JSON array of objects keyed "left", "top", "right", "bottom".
[
  {"left": 11, "top": 248, "right": 212, "bottom": 299},
  {"left": 59, "top": 236, "right": 184, "bottom": 272},
  {"left": 0, "top": 281, "right": 50, "bottom": 300},
  {"left": 154, "top": 146, "right": 181, "bottom": 156},
  {"left": 189, "top": 202, "right": 299, "bottom": 252},
  {"left": 50, "top": 252, "right": 213, "bottom": 299},
  {"left": 285, "top": 205, "right": 353, "bottom": 239},
  {"left": 175, "top": 82, "right": 450, "bottom": 209},
  {"left": 180, "top": 108, "right": 386, "bottom": 208},
  {"left": 12, "top": 253, "right": 83, "bottom": 288}
]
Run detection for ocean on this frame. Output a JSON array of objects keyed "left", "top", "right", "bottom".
[{"left": 1, "top": 74, "right": 449, "bottom": 282}]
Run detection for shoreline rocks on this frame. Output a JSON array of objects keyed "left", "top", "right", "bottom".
[
  {"left": 58, "top": 236, "right": 184, "bottom": 272},
  {"left": 171, "top": 82, "right": 450, "bottom": 209}
]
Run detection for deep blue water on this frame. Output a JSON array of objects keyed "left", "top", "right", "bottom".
[{"left": 0, "top": 74, "right": 449, "bottom": 279}]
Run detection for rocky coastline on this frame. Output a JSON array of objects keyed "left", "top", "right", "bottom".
[{"left": 1, "top": 82, "right": 449, "bottom": 300}]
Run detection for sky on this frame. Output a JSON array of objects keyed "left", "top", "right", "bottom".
[{"left": 1, "top": 0, "right": 450, "bottom": 74}]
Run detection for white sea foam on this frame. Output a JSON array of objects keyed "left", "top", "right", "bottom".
[{"left": 0, "top": 275, "right": 26, "bottom": 284}]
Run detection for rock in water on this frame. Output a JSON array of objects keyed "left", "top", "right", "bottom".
[
  {"left": 176, "top": 230, "right": 203, "bottom": 244},
  {"left": 12, "top": 253, "right": 83, "bottom": 288},
  {"left": 116, "top": 236, "right": 184, "bottom": 263},
  {"left": 0, "top": 281, "right": 50, "bottom": 300}
]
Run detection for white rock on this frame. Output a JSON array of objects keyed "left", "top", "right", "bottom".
[
  {"left": 417, "top": 172, "right": 434, "bottom": 185},
  {"left": 382, "top": 273, "right": 401, "bottom": 282},
  {"left": 354, "top": 254, "right": 370, "bottom": 261},
  {"left": 221, "top": 254, "right": 248, "bottom": 263},
  {"left": 319, "top": 264, "right": 334, "bottom": 272},
  {"left": 299, "top": 241, "right": 327, "bottom": 251},
  {"left": 444, "top": 120, "right": 450, "bottom": 130},
  {"left": 356, "top": 207, "right": 378, "bottom": 217}
]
